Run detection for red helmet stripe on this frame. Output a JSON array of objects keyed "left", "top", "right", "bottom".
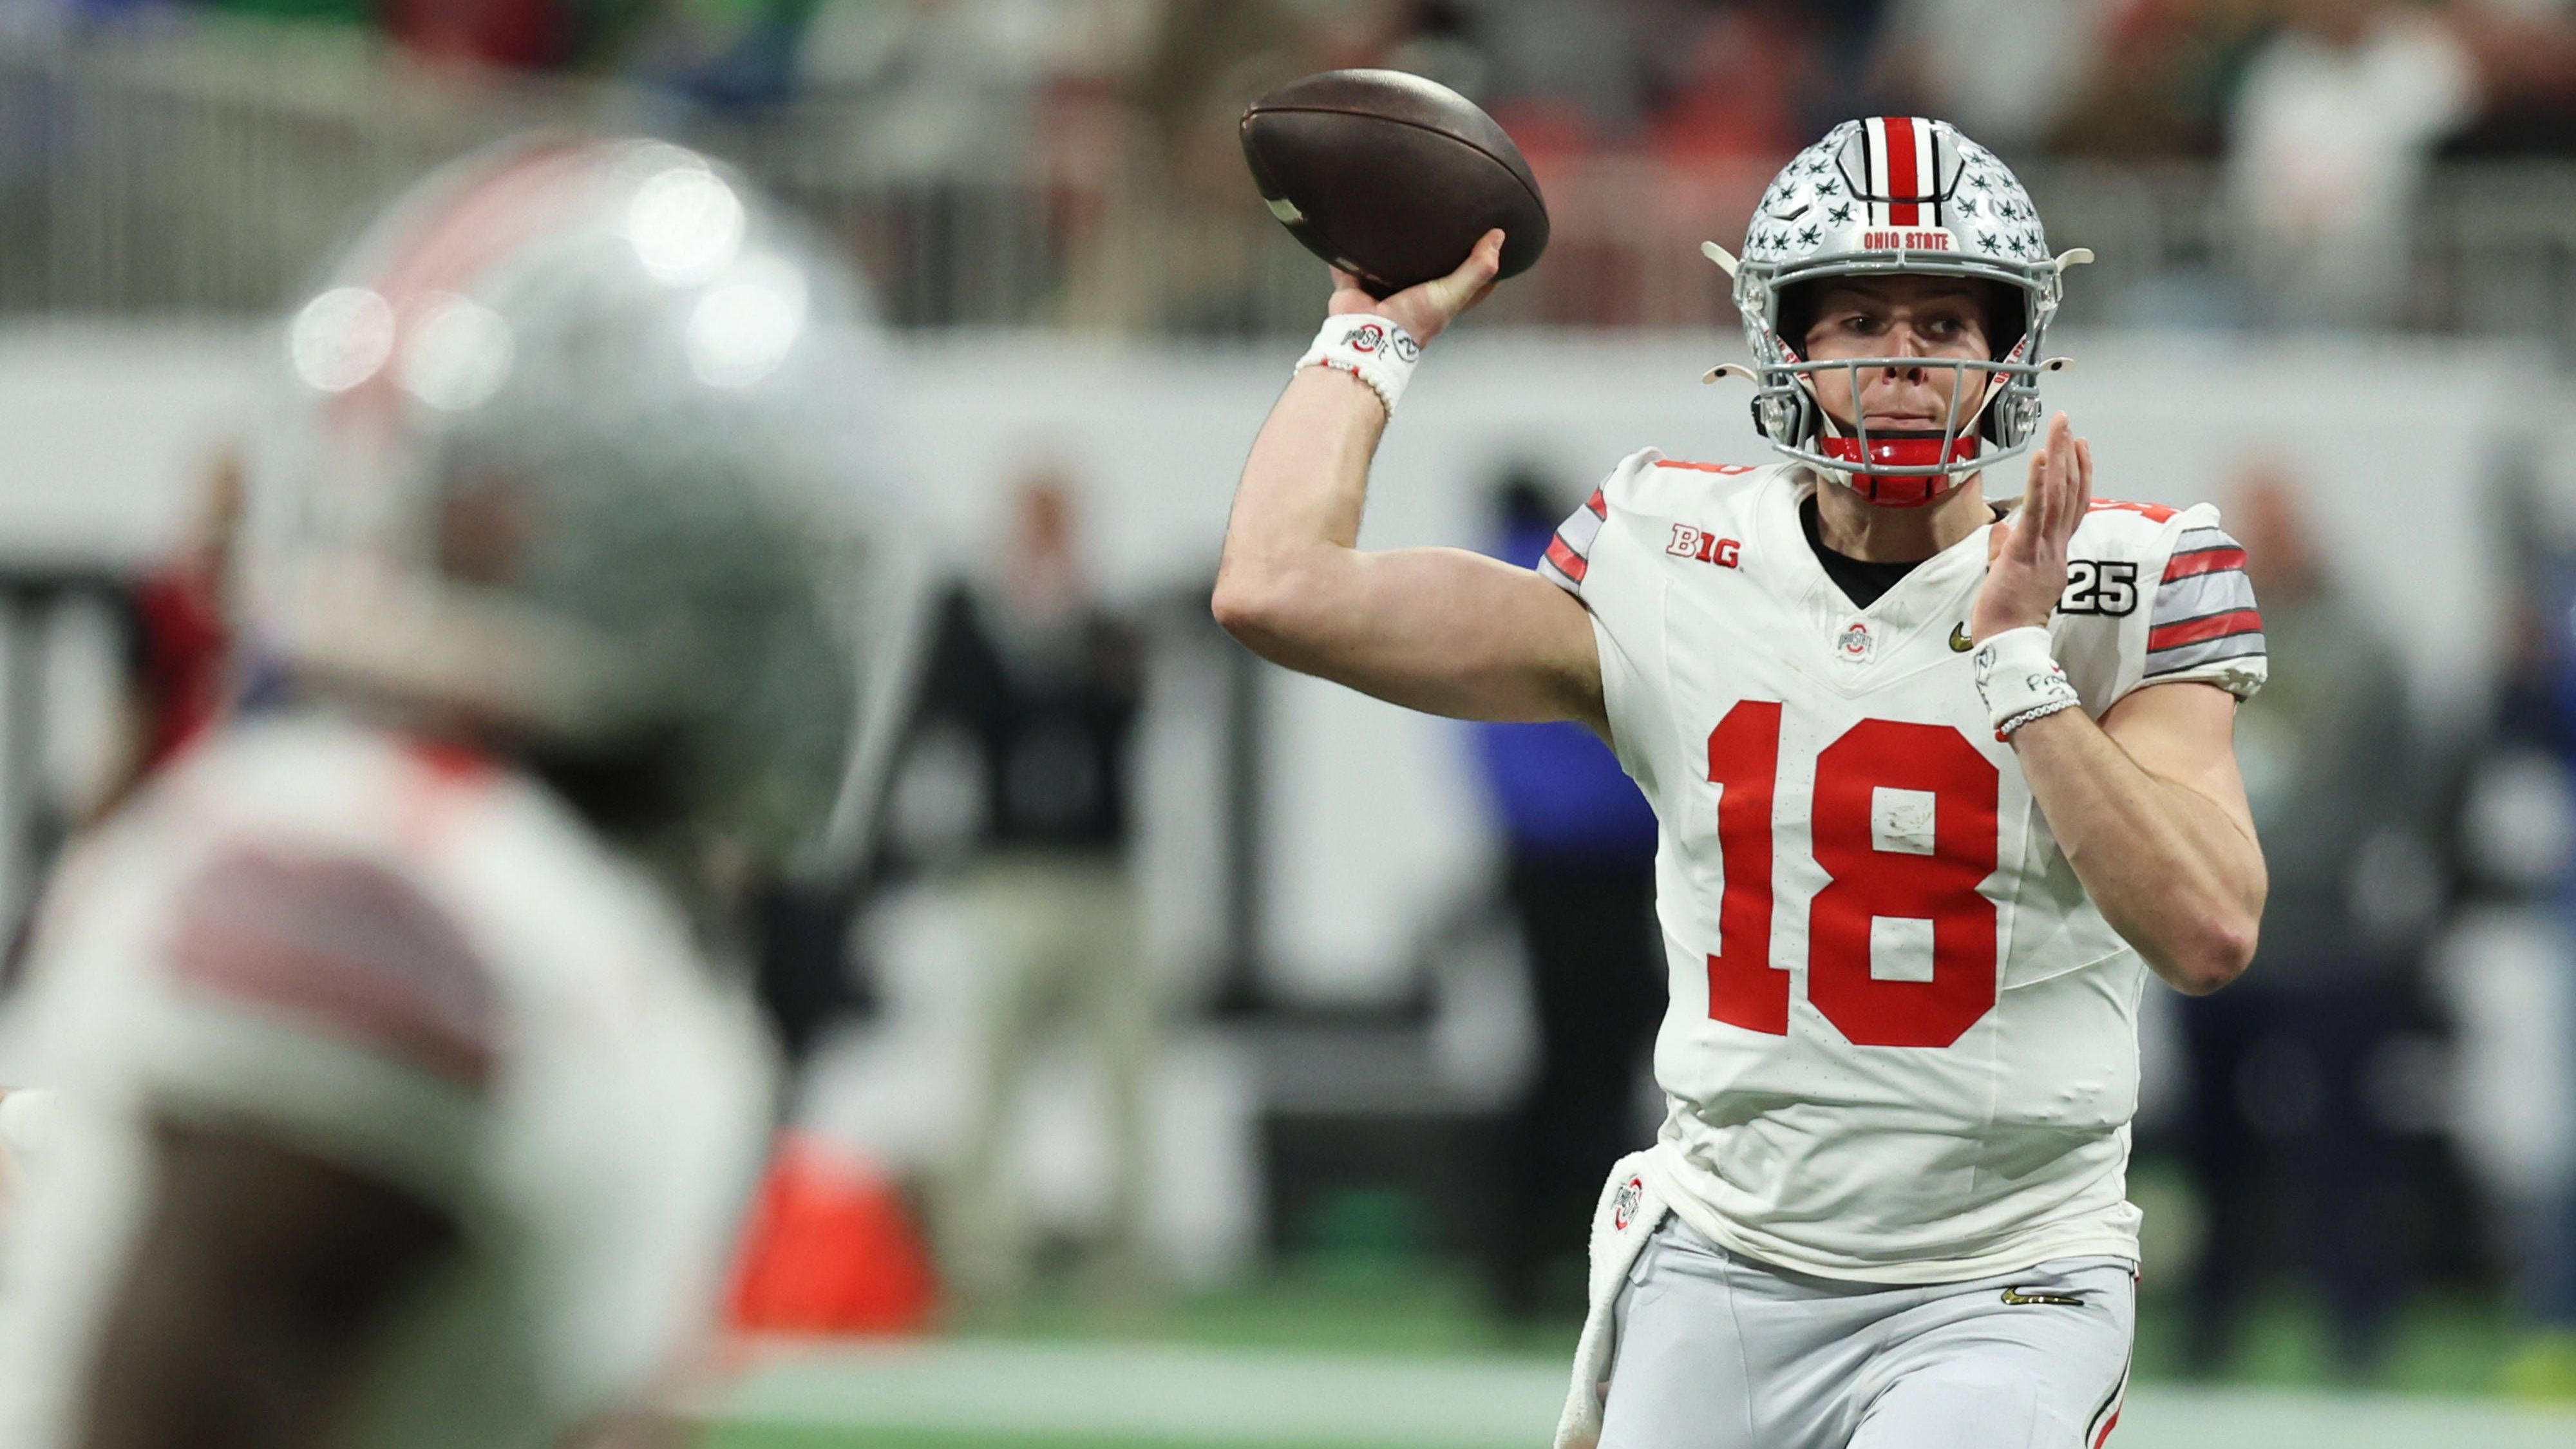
[
  {"left": 321, "top": 142, "right": 598, "bottom": 433},
  {"left": 368, "top": 142, "right": 593, "bottom": 307},
  {"left": 1884, "top": 116, "right": 1922, "bottom": 225},
  {"left": 1862, "top": 118, "right": 1887, "bottom": 223}
]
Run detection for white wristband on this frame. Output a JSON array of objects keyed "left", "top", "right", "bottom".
[
  {"left": 1970, "top": 626, "right": 2081, "bottom": 739},
  {"left": 1296, "top": 314, "right": 1421, "bottom": 417}
]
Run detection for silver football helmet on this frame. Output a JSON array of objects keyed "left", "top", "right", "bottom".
[
  {"left": 246, "top": 135, "right": 916, "bottom": 878},
  {"left": 1706, "top": 117, "right": 2092, "bottom": 506}
]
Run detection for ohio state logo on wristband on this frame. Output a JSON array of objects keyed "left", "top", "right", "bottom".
[
  {"left": 1334, "top": 319, "right": 1418, "bottom": 362},
  {"left": 1298, "top": 314, "right": 1422, "bottom": 415},
  {"left": 1971, "top": 626, "right": 2080, "bottom": 738}
]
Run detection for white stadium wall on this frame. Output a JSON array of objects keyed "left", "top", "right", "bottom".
[{"left": 0, "top": 323, "right": 2546, "bottom": 1010}]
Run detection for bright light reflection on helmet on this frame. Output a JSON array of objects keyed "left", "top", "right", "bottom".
[
  {"left": 401, "top": 293, "right": 516, "bottom": 412},
  {"left": 290, "top": 286, "right": 397, "bottom": 393},
  {"left": 627, "top": 166, "right": 745, "bottom": 286},
  {"left": 688, "top": 254, "right": 809, "bottom": 389}
]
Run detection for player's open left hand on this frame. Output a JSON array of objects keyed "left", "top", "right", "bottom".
[
  {"left": 1329, "top": 229, "right": 1504, "bottom": 346},
  {"left": 1972, "top": 412, "right": 2093, "bottom": 641}
]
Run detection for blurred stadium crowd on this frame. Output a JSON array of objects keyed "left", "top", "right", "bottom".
[
  {"left": 14, "top": 0, "right": 2576, "bottom": 158},
  {"left": 5, "top": 0, "right": 2576, "bottom": 338},
  {"left": 1, "top": 0, "right": 2575, "bottom": 1419}
]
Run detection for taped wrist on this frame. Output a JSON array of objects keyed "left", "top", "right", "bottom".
[
  {"left": 1296, "top": 314, "right": 1421, "bottom": 417},
  {"left": 1971, "top": 626, "right": 2081, "bottom": 739}
]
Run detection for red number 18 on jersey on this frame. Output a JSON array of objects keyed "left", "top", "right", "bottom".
[{"left": 1705, "top": 701, "right": 2001, "bottom": 1049}]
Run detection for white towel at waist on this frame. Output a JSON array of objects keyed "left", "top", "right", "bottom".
[{"left": 1554, "top": 1146, "right": 1671, "bottom": 1449}]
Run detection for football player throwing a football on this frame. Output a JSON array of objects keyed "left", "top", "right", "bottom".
[
  {"left": 0, "top": 138, "right": 908, "bottom": 1449},
  {"left": 1218, "top": 117, "right": 2266, "bottom": 1449}
]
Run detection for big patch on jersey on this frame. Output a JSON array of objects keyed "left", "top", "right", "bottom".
[{"left": 169, "top": 846, "right": 499, "bottom": 1088}]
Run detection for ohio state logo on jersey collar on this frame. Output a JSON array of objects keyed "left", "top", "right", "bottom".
[
  {"left": 1837, "top": 618, "right": 1876, "bottom": 662},
  {"left": 1612, "top": 1175, "right": 1645, "bottom": 1231}
]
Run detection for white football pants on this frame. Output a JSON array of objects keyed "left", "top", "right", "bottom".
[{"left": 1599, "top": 1215, "right": 2134, "bottom": 1449}]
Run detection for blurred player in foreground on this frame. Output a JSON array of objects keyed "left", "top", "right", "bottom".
[
  {"left": 0, "top": 137, "right": 909, "bottom": 1448},
  {"left": 1218, "top": 117, "right": 2268, "bottom": 1448}
]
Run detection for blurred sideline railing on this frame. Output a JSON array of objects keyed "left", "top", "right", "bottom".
[{"left": 3, "top": 23, "right": 2574, "bottom": 347}]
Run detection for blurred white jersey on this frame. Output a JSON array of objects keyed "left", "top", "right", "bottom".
[
  {"left": 0, "top": 715, "right": 773, "bottom": 1448},
  {"left": 1540, "top": 456, "right": 2265, "bottom": 1283}
]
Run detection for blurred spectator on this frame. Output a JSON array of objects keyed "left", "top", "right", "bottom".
[
  {"left": 1772, "top": 0, "right": 1897, "bottom": 137},
  {"left": 2222, "top": 0, "right": 2481, "bottom": 326},
  {"left": 1068, "top": 0, "right": 1455, "bottom": 330},
  {"left": 1640, "top": 1, "right": 1812, "bottom": 166},
  {"left": 2055, "top": 0, "right": 2278, "bottom": 156},
  {"left": 1464, "top": 0, "right": 1649, "bottom": 153},
  {"left": 3, "top": 0, "right": 177, "bottom": 34},
  {"left": 748, "top": 873, "right": 871, "bottom": 1068},
  {"left": 381, "top": 0, "right": 582, "bottom": 69},
  {"left": 108, "top": 448, "right": 240, "bottom": 818},
  {"left": 201, "top": 0, "right": 367, "bottom": 24},
  {"left": 1468, "top": 469, "right": 1662, "bottom": 1322},
  {"left": 907, "top": 471, "right": 1155, "bottom": 1309},
  {"left": 1633, "top": 1, "right": 1900, "bottom": 167},
  {"left": 1061, "top": 0, "right": 1307, "bottom": 330},
  {"left": 800, "top": 0, "right": 1087, "bottom": 168},
  {"left": 629, "top": 0, "right": 820, "bottom": 111},
  {"left": 2441, "top": 0, "right": 2576, "bottom": 157},
  {"left": 1871, "top": 0, "right": 2114, "bottom": 151},
  {"left": 2455, "top": 526, "right": 2576, "bottom": 1396},
  {"left": 1377, "top": 0, "right": 1486, "bottom": 100},
  {"left": 2180, "top": 463, "right": 2432, "bottom": 1377}
]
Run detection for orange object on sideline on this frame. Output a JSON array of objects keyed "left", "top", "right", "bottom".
[{"left": 724, "top": 1132, "right": 938, "bottom": 1336}]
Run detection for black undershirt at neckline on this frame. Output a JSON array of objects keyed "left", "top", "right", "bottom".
[
  {"left": 1797, "top": 495, "right": 2014, "bottom": 610},
  {"left": 1800, "top": 495, "right": 1923, "bottom": 610}
]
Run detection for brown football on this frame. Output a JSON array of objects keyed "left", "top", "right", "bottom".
[{"left": 1240, "top": 69, "right": 1549, "bottom": 299}]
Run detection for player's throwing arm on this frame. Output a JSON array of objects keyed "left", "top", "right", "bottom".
[
  {"left": 1214, "top": 233, "right": 1604, "bottom": 727},
  {"left": 1215, "top": 73, "right": 1602, "bottom": 731}
]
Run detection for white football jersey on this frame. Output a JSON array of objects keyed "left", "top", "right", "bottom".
[
  {"left": 1540, "top": 455, "right": 2265, "bottom": 1283},
  {"left": 0, "top": 714, "right": 773, "bottom": 1448}
]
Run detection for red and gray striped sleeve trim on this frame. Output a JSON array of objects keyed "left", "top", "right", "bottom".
[
  {"left": 169, "top": 846, "right": 500, "bottom": 1089},
  {"left": 1537, "top": 486, "right": 1610, "bottom": 595},
  {"left": 2145, "top": 525, "right": 2264, "bottom": 681}
]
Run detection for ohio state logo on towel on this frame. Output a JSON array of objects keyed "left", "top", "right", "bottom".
[{"left": 1612, "top": 1176, "right": 1644, "bottom": 1231}]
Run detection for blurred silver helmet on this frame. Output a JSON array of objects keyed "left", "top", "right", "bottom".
[
  {"left": 1706, "top": 117, "right": 2092, "bottom": 506},
  {"left": 248, "top": 135, "right": 912, "bottom": 875}
]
